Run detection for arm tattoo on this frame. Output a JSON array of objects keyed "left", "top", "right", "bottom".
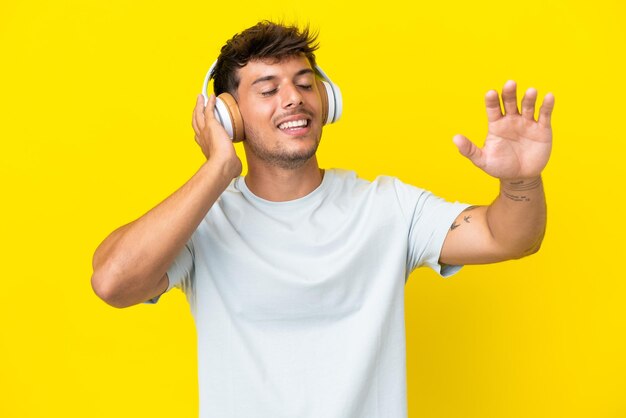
[
  {"left": 451, "top": 206, "right": 478, "bottom": 230},
  {"left": 450, "top": 205, "right": 479, "bottom": 231},
  {"left": 502, "top": 189, "right": 530, "bottom": 202},
  {"left": 505, "top": 178, "right": 542, "bottom": 191},
  {"left": 501, "top": 178, "right": 542, "bottom": 202}
]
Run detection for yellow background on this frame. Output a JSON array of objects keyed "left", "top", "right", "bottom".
[{"left": 1, "top": 1, "right": 625, "bottom": 417}]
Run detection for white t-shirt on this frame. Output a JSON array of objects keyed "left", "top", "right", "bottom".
[{"left": 159, "top": 169, "right": 469, "bottom": 418}]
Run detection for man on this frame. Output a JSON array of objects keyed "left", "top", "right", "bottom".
[{"left": 91, "top": 21, "right": 554, "bottom": 418}]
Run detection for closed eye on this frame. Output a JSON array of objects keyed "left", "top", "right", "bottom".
[{"left": 261, "top": 89, "right": 278, "bottom": 96}]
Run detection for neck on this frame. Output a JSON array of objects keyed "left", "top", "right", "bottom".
[{"left": 244, "top": 156, "right": 324, "bottom": 202}]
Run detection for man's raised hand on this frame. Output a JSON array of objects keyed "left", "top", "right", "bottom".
[
  {"left": 453, "top": 80, "right": 555, "bottom": 181},
  {"left": 192, "top": 94, "right": 242, "bottom": 178}
]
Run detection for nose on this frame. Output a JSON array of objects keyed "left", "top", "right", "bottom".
[{"left": 280, "top": 83, "right": 304, "bottom": 109}]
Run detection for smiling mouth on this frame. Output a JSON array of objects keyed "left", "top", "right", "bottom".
[{"left": 277, "top": 119, "right": 310, "bottom": 131}]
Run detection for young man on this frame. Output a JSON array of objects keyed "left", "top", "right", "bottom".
[{"left": 91, "top": 21, "right": 554, "bottom": 418}]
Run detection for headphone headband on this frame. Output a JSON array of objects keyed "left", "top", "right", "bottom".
[{"left": 201, "top": 60, "right": 218, "bottom": 105}]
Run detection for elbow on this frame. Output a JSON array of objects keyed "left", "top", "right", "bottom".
[
  {"left": 522, "top": 228, "right": 546, "bottom": 257},
  {"left": 523, "top": 239, "right": 543, "bottom": 257},
  {"left": 91, "top": 267, "right": 132, "bottom": 309},
  {"left": 509, "top": 237, "right": 544, "bottom": 260}
]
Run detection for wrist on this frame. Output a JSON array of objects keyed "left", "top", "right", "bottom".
[
  {"left": 499, "top": 177, "right": 543, "bottom": 202},
  {"left": 500, "top": 176, "right": 542, "bottom": 189},
  {"left": 204, "top": 154, "right": 242, "bottom": 182}
]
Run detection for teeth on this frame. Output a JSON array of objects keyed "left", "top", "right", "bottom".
[{"left": 278, "top": 119, "right": 308, "bottom": 130}]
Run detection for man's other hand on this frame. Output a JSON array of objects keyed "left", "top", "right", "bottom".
[{"left": 452, "top": 80, "right": 555, "bottom": 181}]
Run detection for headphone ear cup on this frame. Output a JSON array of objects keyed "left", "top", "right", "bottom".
[
  {"left": 214, "top": 93, "right": 245, "bottom": 142},
  {"left": 316, "top": 79, "right": 330, "bottom": 125},
  {"left": 314, "top": 64, "right": 342, "bottom": 124},
  {"left": 327, "top": 80, "right": 342, "bottom": 123},
  {"left": 317, "top": 79, "right": 342, "bottom": 125}
]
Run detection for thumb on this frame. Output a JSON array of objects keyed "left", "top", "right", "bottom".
[{"left": 453, "top": 134, "right": 484, "bottom": 168}]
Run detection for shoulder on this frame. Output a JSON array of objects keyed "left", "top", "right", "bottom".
[
  {"left": 325, "top": 168, "right": 431, "bottom": 199},
  {"left": 325, "top": 169, "right": 431, "bottom": 213},
  {"left": 326, "top": 169, "right": 415, "bottom": 192}
]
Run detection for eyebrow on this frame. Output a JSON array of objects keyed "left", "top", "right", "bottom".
[{"left": 251, "top": 68, "right": 315, "bottom": 86}]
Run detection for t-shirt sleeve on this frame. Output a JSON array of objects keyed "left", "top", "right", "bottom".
[
  {"left": 143, "top": 239, "right": 195, "bottom": 304},
  {"left": 394, "top": 179, "right": 471, "bottom": 278}
]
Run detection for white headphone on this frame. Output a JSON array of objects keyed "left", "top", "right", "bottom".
[{"left": 201, "top": 60, "right": 342, "bottom": 142}]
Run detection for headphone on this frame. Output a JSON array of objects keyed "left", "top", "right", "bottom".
[{"left": 201, "top": 60, "right": 342, "bottom": 142}]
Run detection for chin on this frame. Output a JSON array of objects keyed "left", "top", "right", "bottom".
[
  {"left": 244, "top": 125, "right": 322, "bottom": 169},
  {"left": 272, "top": 145, "right": 319, "bottom": 169},
  {"left": 248, "top": 142, "right": 319, "bottom": 170}
]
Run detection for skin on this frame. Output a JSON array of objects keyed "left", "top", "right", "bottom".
[
  {"left": 440, "top": 80, "right": 555, "bottom": 265},
  {"left": 236, "top": 56, "right": 326, "bottom": 201},
  {"left": 90, "top": 55, "right": 326, "bottom": 307},
  {"left": 193, "top": 55, "right": 326, "bottom": 202},
  {"left": 91, "top": 55, "right": 555, "bottom": 308}
]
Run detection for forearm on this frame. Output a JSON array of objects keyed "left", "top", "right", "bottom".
[
  {"left": 486, "top": 176, "right": 547, "bottom": 258},
  {"left": 91, "top": 158, "right": 238, "bottom": 306}
]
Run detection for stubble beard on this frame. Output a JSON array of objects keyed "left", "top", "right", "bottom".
[{"left": 245, "top": 129, "right": 322, "bottom": 170}]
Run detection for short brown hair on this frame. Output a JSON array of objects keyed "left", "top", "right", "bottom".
[{"left": 211, "top": 21, "right": 319, "bottom": 96}]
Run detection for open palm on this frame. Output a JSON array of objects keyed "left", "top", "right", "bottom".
[{"left": 453, "top": 80, "right": 555, "bottom": 180}]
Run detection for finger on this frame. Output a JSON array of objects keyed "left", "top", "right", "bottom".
[
  {"left": 521, "top": 87, "right": 538, "bottom": 121},
  {"left": 192, "top": 96, "right": 201, "bottom": 132},
  {"left": 203, "top": 94, "right": 217, "bottom": 122},
  {"left": 485, "top": 90, "right": 503, "bottom": 123},
  {"left": 501, "top": 80, "right": 519, "bottom": 115},
  {"left": 538, "top": 92, "right": 555, "bottom": 128},
  {"left": 194, "top": 94, "right": 206, "bottom": 131},
  {"left": 453, "top": 134, "right": 485, "bottom": 169}
]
